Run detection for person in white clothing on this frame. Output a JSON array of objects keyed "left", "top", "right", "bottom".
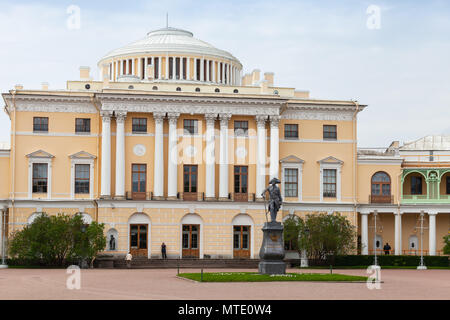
[{"left": 125, "top": 252, "right": 132, "bottom": 269}]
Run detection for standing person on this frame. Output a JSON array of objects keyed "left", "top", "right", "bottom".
[
  {"left": 161, "top": 242, "right": 167, "bottom": 259},
  {"left": 125, "top": 252, "right": 132, "bottom": 268},
  {"left": 383, "top": 243, "right": 391, "bottom": 255}
]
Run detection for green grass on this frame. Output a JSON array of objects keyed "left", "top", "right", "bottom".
[{"left": 178, "top": 272, "right": 368, "bottom": 282}]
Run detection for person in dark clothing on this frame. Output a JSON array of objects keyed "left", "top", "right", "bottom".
[
  {"left": 383, "top": 243, "right": 391, "bottom": 255},
  {"left": 161, "top": 242, "right": 167, "bottom": 259}
]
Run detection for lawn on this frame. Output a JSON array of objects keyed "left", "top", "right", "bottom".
[{"left": 178, "top": 272, "right": 368, "bottom": 282}]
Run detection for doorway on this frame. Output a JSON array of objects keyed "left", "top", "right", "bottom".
[
  {"left": 130, "top": 224, "right": 148, "bottom": 257},
  {"left": 233, "top": 225, "right": 251, "bottom": 258},
  {"left": 182, "top": 224, "right": 199, "bottom": 258}
]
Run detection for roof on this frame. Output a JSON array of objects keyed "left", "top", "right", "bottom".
[
  {"left": 401, "top": 135, "right": 450, "bottom": 151},
  {"left": 98, "top": 27, "right": 242, "bottom": 66}
]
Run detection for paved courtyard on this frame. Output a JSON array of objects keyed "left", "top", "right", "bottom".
[{"left": 0, "top": 268, "right": 449, "bottom": 300}]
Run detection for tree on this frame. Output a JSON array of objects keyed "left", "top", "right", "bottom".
[
  {"left": 443, "top": 234, "right": 450, "bottom": 255},
  {"left": 283, "top": 215, "right": 302, "bottom": 251},
  {"left": 285, "top": 213, "right": 357, "bottom": 262},
  {"left": 9, "top": 213, "right": 106, "bottom": 267}
]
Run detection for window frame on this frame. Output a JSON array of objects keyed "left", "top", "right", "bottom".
[
  {"left": 132, "top": 118, "right": 147, "bottom": 134},
  {"left": 183, "top": 165, "right": 198, "bottom": 193},
  {"left": 284, "top": 168, "right": 298, "bottom": 197},
  {"left": 74, "top": 164, "right": 90, "bottom": 194},
  {"left": 323, "top": 168, "right": 337, "bottom": 198},
  {"left": 183, "top": 119, "right": 198, "bottom": 135},
  {"left": 323, "top": 125, "right": 337, "bottom": 140},
  {"left": 411, "top": 176, "right": 423, "bottom": 195},
  {"left": 234, "top": 121, "right": 249, "bottom": 137},
  {"left": 32, "top": 163, "right": 48, "bottom": 193},
  {"left": 33, "top": 117, "right": 48, "bottom": 132},
  {"left": 284, "top": 124, "right": 299, "bottom": 139},
  {"left": 75, "top": 118, "right": 91, "bottom": 134},
  {"left": 132, "top": 163, "right": 147, "bottom": 193},
  {"left": 234, "top": 166, "right": 248, "bottom": 194}
]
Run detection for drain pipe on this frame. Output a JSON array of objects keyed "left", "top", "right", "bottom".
[
  {"left": 11, "top": 91, "right": 17, "bottom": 235},
  {"left": 351, "top": 100, "right": 360, "bottom": 224}
]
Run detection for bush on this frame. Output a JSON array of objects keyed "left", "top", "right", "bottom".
[
  {"left": 444, "top": 235, "right": 450, "bottom": 255},
  {"left": 317, "top": 255, "right": 449, "bottom": 267},
  {"left": 9, "top": 213, "right": 106, "bottom": 267}
]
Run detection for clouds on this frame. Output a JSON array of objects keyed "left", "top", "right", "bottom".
[{"left": 0, "top": 0, "right": 449, "bottom": 147}]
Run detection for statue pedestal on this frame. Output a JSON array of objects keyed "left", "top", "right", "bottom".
[{"left": 258, "top": 221, "right": 286, "bottom": 274}]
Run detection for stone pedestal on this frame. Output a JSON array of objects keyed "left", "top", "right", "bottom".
[{"left": 258, "top": 221, "right": 286, "bottom": 274}]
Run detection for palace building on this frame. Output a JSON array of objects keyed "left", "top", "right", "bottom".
[{"left": 0, "top": 27, "right": 448, "bottom": 260}]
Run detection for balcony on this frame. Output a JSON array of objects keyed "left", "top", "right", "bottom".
[{"left": 369, "top": 195, "right": 393, "bottom": 204}]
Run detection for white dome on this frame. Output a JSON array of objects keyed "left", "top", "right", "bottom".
[{"left": 99, "top": 27, "right": 241, "bottom": 67}]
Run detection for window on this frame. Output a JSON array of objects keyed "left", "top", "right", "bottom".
[
  {"left": 132, "top": 164, "right": 147, "bottom": 193},
  {"left": 132, "top": 118, "right": 147, "bottom": 133},
  {"left": 183, "top": 165, "right": 197, "bottom": 193},
  {"left": 323, "top": 169, "right": 336, "bottom": 197},
  {"left": 371, "top": 172, "right": 391, "bottom": 195},
  {"left": 323, "top": 125, "right": 337, "bottom": 140},
  {"left": 234, "top": 121, "right": 248, "bottom": 137},
  {"left": 284, "top": 168, "right": 298, "bottom": 197},
  {"left": 176, "top": 87, "right": 181, "bottom": 91},
  {"left": 447, "top": 177, "right": 450, "bottom": 194},
  {"left": 195, "top": 87, "right": 201, "bottom": 92},
  {"left": 215, "top": 88, "right": 220, "bottom": 93},
  {"left": 411, "top": 176, "right": 422, "bottom": 195},
  {"left": 233, "top": 226, "right": 250, "bottom": 250},
  {"left": 75, "top": 118, "right": 90, "bottom": 133},
  {"left": 32, "top": 163, "right": 48, "bottom": 193},
  {"left": 234, "top": 166, "right": 248, "bottom": 194},
  {"left": 284, "top": 124, "right": 298, "bottom": 139},
  {"left": 33, "top": 117, "right": 48, "bottom": 132},
  {"left": 183, "top": 119, "right": 198, "bottom": 135},
  {"left": 75, "top": 164, "right": 90, "bottom": 194}
]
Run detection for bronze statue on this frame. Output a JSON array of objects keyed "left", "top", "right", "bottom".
[
  {"left": 261, "top": 178, "right": 283, "bottom": 222},
  {"left": 109, "top": 235, "right": 116, "bottom": 251}
]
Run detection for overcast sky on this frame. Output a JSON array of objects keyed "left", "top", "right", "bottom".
[{"left": 1, "top": 0, "right": 449, "bottom": 147}]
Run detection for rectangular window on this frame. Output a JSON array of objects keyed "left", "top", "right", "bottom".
[
  {"left": 75, "top": 164, "right": 90, "bottom": 194},
  {"left": 447, "top": 177, "right": 450, "bottom": 195},
  {"left": 411, "top": 176, "right": 422, "bottom": 195},
  {"left": 33, "top": 117, "right": 48, "bottom": 132},
  {"left": 323, "top": 169, "right": 336, "bottom": 197},
  {"left": 234, "top": 121, "right": 248, "bottom": 137},
  {"left": 284, "top": 168, "right": 298, "bottom": 197},
  {"left": 183, "top": 119, "right": 198, "bottom": 135},
  {"left": 323, "top": 125, "right": 337, "bottom": 140},
  {"left": 32, "top": 163, "right": 48, "bottom": 193},
  {"left": 75, "top": 118, "right": 91, "bottom": 133},
  {"left": 234, "top": 166, "right": 248, "bottom": 194},
  {"left": 284, "top": 124, "right": 299, "bottom": 139},
  {"left": 132, "top": 118, "right": 147, "bottom": 133},
  {"left": 183, "top": 165, "right": 197, "bottom": 193},
  {"left": 132, "top": 164, "right": 146, "bottom": 193}
]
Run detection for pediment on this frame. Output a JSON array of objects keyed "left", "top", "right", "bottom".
[
  {"left": 69, "top": 151, "right": 97, "bottom": 159},
  {"left": 26, "top": 150, "right": 54, "bottom": 159},
  {"left": 280, "top": 155, "right": 305, "bottom": 163},
  {"left": 317, "top": 156, "right": 343, "bottom": 164}
]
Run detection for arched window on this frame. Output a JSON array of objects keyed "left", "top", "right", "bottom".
[
  {"left": 215, "top": 88, "right": 220, "bottom": 93},
  {"left": 176, "top": 87, "right": 181, "bottom": 91},
  {"left": 195, "top": 87, "right": 201, "bottom": 92},
  {"left": 233, "top": 89, "right": 239, "bottom": 93},
  {"left": 371, "top": 172, "right": 391, "bottom": 203},
  {"left": 152, "top": 86, "right": 158, "bottom": 90}
]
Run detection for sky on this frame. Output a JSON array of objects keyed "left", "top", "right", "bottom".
[{"left": 0, "top": 0, "right": 449, "bottom": 147}]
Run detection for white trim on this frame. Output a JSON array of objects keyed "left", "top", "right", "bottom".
[
  {"left": 180, "top": 213, "right": 204, "bottom": 259},
  {"left": 231, "top": 214, "right": 255, "bottom": 258},
  {"left": 319, "top": 161, "right": 342, "bottom": 202},
  {"left": 16, "top": 132, "right": 99, "bottom": 137},
  {"left": 70, "top": 158, "right": 95, "bottom": 200},
  {"left": 281, "top": 162, "right": 303, "bottom": 201},
  {"left": 127, "top": 212, "right": 151, "bottom": 259},
  {"left": 28, "top": 158, "right": 52, "bottom": 199},
  {"left": 280, "top": 139, "right": 355, "bottom": 144}
]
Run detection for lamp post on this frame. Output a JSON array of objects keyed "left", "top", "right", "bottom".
[
  {"left": 417, "top": 211, "right": 427, "bottom": 270},
  {"left": 373, "top": 210, "right": 378, "bottom": 266},
  {"left": 300, "top": 227, "right": 309, "bottom": 268},
  {"left": 0, "top": 208, "right": 8, "bottom": 269}
]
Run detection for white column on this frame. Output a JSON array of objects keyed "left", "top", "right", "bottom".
[
  {"left": 131, "top": 59, "right": 134, "bottom": 75},
  {"left": 187, "top": 57, "right": 191, "bottom": 80},
  {"left": 137, "top": 58, "right": 141, "bottom": 79},
  {"left": 212, "top": 61, "right": 216, "bottom": 83},
  {"left": 158, "top": 56, "right": 162, "bottom": 79},
  {"left": 194, "top": 59, "right": 197, "bottom": 80},
  {"left": 231, "top": 65, "right": 234, "bottom": 85},
  {"left": 180, "top": 57, "right": 184, "bottom": 80},
  {"left": 165, "top": 54, "right": 169, "bottom": 79},
  {"left": 100, "top": 111, "right": 112, "bottom": 198},
  {"left": 206, "top": 60, "right": 210, "bottom": 82},
  {"left": 256, "top": 115, "right": 267, "bottom": 199},
  {"left": 269, "top": 116, "right": 280, "bottom": 180},
  {"left": 200, "top": 58, "right": 204, "bottom": 81},
  {"left": 115, "top": 112, "right": 126, "bottom": 199},
  {"left": 118, "top": 60, "right": 122, "bottom": 76},
  {"left": 429, "top": 212, "right": 437, "bottom": 255},
  {"left": 153, "top": 112, "right": 165, "bottom": 199},
  {"left": 394, "top": 212, "right": 403, "bottom": 255},
  {"left": 361, "top": 212, "right": 369, "bottom": 255},
  {"left": 205, "top": 114, "right": 217, "bottom": 199},
  {"left": 219, "top": 114, "right": 231, "bottom": 199},
  {"left": 167, "top": 113, "right": 179, "bottom": 199},
  {"left": 144, "top": 57, "right": 148, "bottom": 80}
]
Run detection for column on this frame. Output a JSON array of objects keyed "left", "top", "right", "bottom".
[
  {"left": 231, "top": 65, "right": 234, "bottom": 85},
  {"left": 172, "top": 56, "right": 176, "bottom": 79},
  {"left": 212, "top": 61, "right": 216, "bottom": 83},
  {"left": 429, "top": 212, "right": 437, "bottom": 255},
  {"left": 137, "top": 58, "right": 141, "bottom": 79},
  {"left": 256, "top": 115, "right": 267, "bottom": 200},
  {"left": 219, "top": 114, "right": 231, "bottom": 200},
  {"left": 153, "top": 112, "right": 165, "bottom": 199},
  {"left": 100, "top": 111, "right": 112, "bottom": 198},
  {"left": 167, "top": 113, "right": 179, "bottom": 199},
  {"left": 131, "top": 59, "right": 135, "bottom": 75},
  {"left": 394, "top": 212, "right": 403, "bottom": 255},
  {"left": 158, "top": 56, "right": 162, "bottom": 79},
  {"left": 206, "top": 60, "right": 210, "bottom": 82},
  {"left": 361, "top": 212, "right": 369, "bottom": 255},
  {"left": 144, "top": 57, "right": 148, "bottom": 80},
  {"left": 165, "top": 54, "right": 169, "bottom": 79},
  {"left": 115, "top": 112, "right": 127, "bottom": 199},
  {"left": 118, "top": 60, "right": 122, "bottom": 76},
  {"left": 194, "top": 59, "right": 197, "bottom": 80},
  {"left": 187, "top": 57, "right": 191, "bottom": 80},
  {"left": 180, "top": 57, "right": 184, "bottom": 80},
  {"left": 269, "top": 115, "right": 280, "bottom": 180},
  {"left": 205, "top": 114, "right": 217, "bottom": 199},
  {"left": 200, "top": 58, "right": 204, "bottom": 81}
]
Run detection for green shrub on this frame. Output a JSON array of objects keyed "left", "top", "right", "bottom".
[{"left": 327, "top": 255, "right": 449, "bottom": 267}]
